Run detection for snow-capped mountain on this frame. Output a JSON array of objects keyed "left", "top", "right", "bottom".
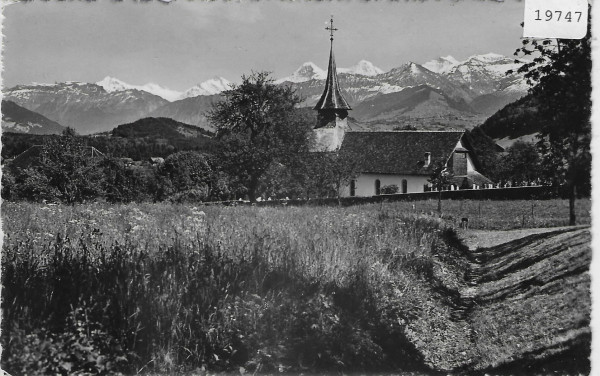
[
  {"left": 96, "top": 76, "right": 183, "bottom": 102},
  {"left": 422, "top": 53, "right": 528, "bottom": 96},
  {"left": 277, "top": 60, "right": 384, "bottom": 84},
  {"left": 4, "top": 82, "right": 168, "bottom": 134},
  {"left": 179, "top": 77, "right": 232, "bottom": 99},
  {"left": 4, "top": 52, "right": 529, "bottom": 134},
  {"left": 276, "top": 62, "right": 327, "bottom": 84},
  {"left": 423, "top": 56, "right": 461, "bottom": 74},
  {"left": 338, "top": 60, "right": 384, "bottom": 76}
]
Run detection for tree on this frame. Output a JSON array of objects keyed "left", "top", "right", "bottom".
[
  {"left": 36, "top": 133, "right": 106, "bottom": 204},
  {"left": 303, "top": 152, "right": 360, "bottom": 202},
  {"left": 510, "top": 13, "right": 591, "bottom": 225},
  {"left": 428, "top": 161, "right": 454, "bottom": 214},
  {"left": 207, "top": 72, "right": 313, "bottom": 202},
  {"left": 157, "top": 151, "right": 213, "bottom": 201},
  {"left": 498, "top": 141, "right": 542, "bottom": 186}
]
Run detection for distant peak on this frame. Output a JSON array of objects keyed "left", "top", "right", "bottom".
[
  {"left": 467, "top": 52, "right": 507, "bottom": 63},
  {"left": 275, "top": 62, "right": 326, "bottom": 84},
  {"left": 96, "top": 76, "right": 132, "bottom": 92},
  {"left": 339, "top": 60, "right": 384, "bottom": 76},
  {"left": 179, "top": 77, "right": 232, "bottom": 99},
  {"left": 422, "top": 56, "right": 460, "bottom": 74}
]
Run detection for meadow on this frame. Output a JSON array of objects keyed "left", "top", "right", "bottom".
[{"left": 1, "top": 198, "right": 590, "bottom": 375}]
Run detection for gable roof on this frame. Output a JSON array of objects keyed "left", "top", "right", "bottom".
[{"left": 339, "top": 130, "right": 465, "bottom": 175}]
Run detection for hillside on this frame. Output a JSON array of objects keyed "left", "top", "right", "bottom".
[
  {"left": 476, "top": 93, "right": 541, "bottom": 143},
  {"left": 148, "top": 95, "right": 222, "bottom": 132},
  {"left": 351, "top": 85, "right": 486, "bottom": 130},
  {"left": 111, "top": 117, "right": 214, "bottom": 139},
  {"left": 2, "top": 118, "right": 217, "bottom": 162},
  {"left": 1, "top": 100, "right": 66, "bottom": 135}
]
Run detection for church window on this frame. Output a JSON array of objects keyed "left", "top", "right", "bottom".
[
  {"left": 424, "top": 152, "right": 431, "bottom": 167},
  {"left": 402, "top": 179, "right": 408, "bottom": 194},
  {"left": 375, "top": 179, "right": 381, "bottom": 196},
  {"left": 350, "top": 180, "right": 356, "bottom": 197}
]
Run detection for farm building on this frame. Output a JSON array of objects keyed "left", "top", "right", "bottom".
[{"left": 311, "top": 18, "right": 492, "bottom": 197}]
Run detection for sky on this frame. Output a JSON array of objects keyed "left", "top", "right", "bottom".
[{"left": 1, "top": 0, "right": 526, "bottom": 91}]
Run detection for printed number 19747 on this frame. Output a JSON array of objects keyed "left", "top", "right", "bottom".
[
  {"left": 534, "top": 10, "right": 583, "bottom": 22},
  {"left": 523, "top": 0, "right": 587, "bottom": 39}
]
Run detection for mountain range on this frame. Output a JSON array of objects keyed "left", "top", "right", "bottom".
[{"left": 2, "top": 53, "right": 529, "bottom": 136}]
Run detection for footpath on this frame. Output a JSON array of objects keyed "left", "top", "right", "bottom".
[{"left": 450, "top": 226, "right": 591, "bottom": 373}]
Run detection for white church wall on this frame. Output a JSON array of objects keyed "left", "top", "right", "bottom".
[
  {"left": 466, "top": 154, "right": 476, "bottom": 173},
  {"left": 340, "top": 173, "right": 430, "bottom": 197}
]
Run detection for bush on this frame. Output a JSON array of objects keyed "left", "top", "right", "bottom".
[{"left": 381, "top": 184, "right": 399, "bottom": 195}]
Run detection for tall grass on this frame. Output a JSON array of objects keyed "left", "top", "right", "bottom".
[
  {"left": 2, "top": 199, "right": 588, "bottom": 374},
  {"left": 2, "top": 202, "right": 462, "bottom": 374}
]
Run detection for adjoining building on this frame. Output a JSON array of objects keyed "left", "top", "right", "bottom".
[{"left": 311, "top": 17, "right": 492, "bottom": 197}]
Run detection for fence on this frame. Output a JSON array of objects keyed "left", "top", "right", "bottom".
[{"left": 205, "top": 185, "right": 569, "bottom": 207}]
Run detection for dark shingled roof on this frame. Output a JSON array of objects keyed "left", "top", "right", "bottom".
[
  {"left": 339, "top": 131, "right": 465, "bottom": 175},
  {"left": 314, "top": 47, "right": 351, "bottom": 111}
]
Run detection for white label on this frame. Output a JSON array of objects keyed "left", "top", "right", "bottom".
[{"left": 523, "top": 0, "right": 588, "bottom": 39}]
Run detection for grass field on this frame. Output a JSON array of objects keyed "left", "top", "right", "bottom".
[
  {"left": 1, "top": 198, "right": 591, "bottom": 375},
  {"left": 373, "top": 198, "right": 591, "bottom": 230}
]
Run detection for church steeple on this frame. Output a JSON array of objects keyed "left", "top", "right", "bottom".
[
  {"left": 314, "top": 16, "right": 351, "bottom": 115},
  {"left": 311, "top": 16, "right": 351, "bottom": 151}
]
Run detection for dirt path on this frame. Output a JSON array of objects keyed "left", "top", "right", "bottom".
[{"left": 456, "top": 225, "right": 589, "bottom": 251}]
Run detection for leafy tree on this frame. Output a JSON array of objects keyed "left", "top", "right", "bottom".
[
  {"left": 207, "top": 72, "right": 313, "bottom": 202},
  {"left": 510, "top": 13, "right": 591, "bottom": 225},
  {"left": 4, "top": 167, "right": 59, "bottom": 202},
  {"left": 428, "top": 161, "right": 454, "bottom": 214},
  {"left": 497, "top": 141, "right": 542, "bottom": 186},
  {"left": 156, "top": 151, "right": 213, "bottom": 201},
  {"left": 100, "top": 157, "right": 156, "bottom": 203},
  {"left": 304, "top": 151, "right": 360, "bottom": 202},
  {"left": 36, "top": 133, "right": 105, "bottom": 204}
]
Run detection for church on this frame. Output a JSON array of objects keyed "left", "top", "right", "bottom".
[{"left": 310, "top": 17, "right": 492, "bottom": 198}]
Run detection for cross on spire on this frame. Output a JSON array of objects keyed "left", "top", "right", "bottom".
[{"left": 325, "top": 15, "right": 337, "bottom": 42}]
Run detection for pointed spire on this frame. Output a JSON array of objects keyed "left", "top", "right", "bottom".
[{"left": 314, "top": 16, "right": 351, "bottom": 111}]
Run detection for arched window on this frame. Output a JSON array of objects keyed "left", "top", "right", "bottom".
[
  {"left": 350, "top": 180, "right": 356, "bottom": 197},
  {"left": 375, "top": 179, "right": 381, "bottom": 196},
  {"left": 402, "top": 179, "right": 408, "bottom": 194}
]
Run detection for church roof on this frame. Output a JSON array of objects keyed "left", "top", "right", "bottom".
[
  {"left": 339, "top": 131, "right": 465, "bottom": 175},
  {"left": 314, "top": 47, "right": 351, "bottom": 111}
]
